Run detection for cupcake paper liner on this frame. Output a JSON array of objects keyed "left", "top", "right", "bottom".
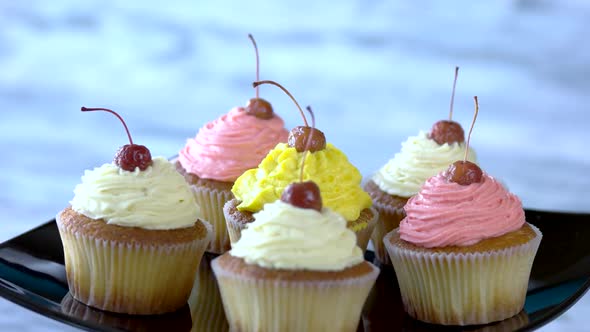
[
  {"left": 383, "top": 224, "right": 542, "bottom": 325},
  {"left": 57, "top": 215, "right": 212, "bottom": 315},
  {"left": 224, "top": 207, "right": 246, "bottom": 246},
  {"left": 211, "top": 260, "right": 380, "bottom": 332},
  {"left": 350, "top": 207, "right": 379, "bottom": 253},
  {"left": 370, "top": 202, "right": 406, "bottom": 265},
  {"left": 191, "top": 184, "right": 234, "bottom": 254},
  {"left": 188, "top": 254, "right": 229, "bottom": 332}
]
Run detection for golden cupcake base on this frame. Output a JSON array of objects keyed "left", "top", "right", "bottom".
[
  {"left": 384, "top": 223, "right": 542, "bottom": 325},
  {"left": 176, "top": 161, "right": 234, "bottom": 254},
  {"left": 212, "top": 254, "right": 379, "bottom": 332},
  {"left": 57, "top": 208, "right": 211, "bottom": 315},
  {"left": 364, "top": 180, "right": 408, "bottom": 265}
]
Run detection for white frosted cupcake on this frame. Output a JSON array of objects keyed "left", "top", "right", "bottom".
[
  {"left": 58, "top": 156, "right": 212, "bottom": 314},
  {"left": 384, "top": 161, "right": 541, "bottom": 325},
  {"left": 213, "top": 181, "right": 379, "bottom": 332}
]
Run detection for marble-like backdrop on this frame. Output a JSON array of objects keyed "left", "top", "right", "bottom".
[{"left": 0, "top": 0, "right": 589, "bottom": 330}]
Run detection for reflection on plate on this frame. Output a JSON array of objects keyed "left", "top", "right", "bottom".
[{"left": 0, "top": 209, "right": 589, "bottom": 331}]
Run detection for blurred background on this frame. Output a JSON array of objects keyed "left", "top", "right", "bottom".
[{"left": 0, "top": 0, "right": 589, "bottom": 330}]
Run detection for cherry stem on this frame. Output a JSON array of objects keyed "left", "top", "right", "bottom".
[
  {"left": 253, "top": 80, "right": 309, "bottom": 126},
  {"left": 464, "top": 96, "right": 479, "bottom": 161},
  {"left": 248, "top": 34, "right": 260, "bottom": 99},
  {"left": 449, "top": 66, "right": 459, "bottom": 121},
  {"left": 299, "top": 106, "right": 317, "bottom": 182},
  {"left": 81, "top": 107, "right": 134, "bottom": 145}
]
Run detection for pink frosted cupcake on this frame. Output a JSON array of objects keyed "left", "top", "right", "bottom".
[
  {"left": 384, "top": 160, "right": 541, "bottom": 325},
  {"left": 176, "top": 36, "right": 288, "bottom": 254}
]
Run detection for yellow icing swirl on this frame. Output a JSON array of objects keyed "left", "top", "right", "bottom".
[
  {"left": 372, "top": 131, "right": 477, "bottom": 197},
  {"left": 70, "top": 157, "right": 202, "bottom": 230},
  {"left": 231, "top": 143, "right": 372, "bottom": 221},
  {"left": 230, "top": 200, "right": 364, "bottom": 271}
]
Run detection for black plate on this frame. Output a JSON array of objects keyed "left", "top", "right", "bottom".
[{"left": 1, "top": 209, "right": 589, "bottom": 332}]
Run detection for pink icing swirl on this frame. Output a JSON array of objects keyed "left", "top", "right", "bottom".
[
  {"left": 178, "top": 107, "right": 288, "bottom": 182},
  {"left": 399, "top": 173, "right": 525, "bottom": 248}
]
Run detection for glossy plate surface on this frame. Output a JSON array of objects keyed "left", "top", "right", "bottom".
[{"left": 1, "top": 209, "right": 589, "bottom": 332}]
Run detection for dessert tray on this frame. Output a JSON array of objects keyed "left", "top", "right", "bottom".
[{"left": 0, "top": 209, "right": 589, "bottom": 332}]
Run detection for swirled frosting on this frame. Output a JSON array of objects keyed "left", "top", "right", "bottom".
[
  {"left": 372, "top": 131, "right": 477, "bottom": 197},
  {"left": 178, "top": 107, "right": 288, "bottom": 182},
  {"left": 70, "top": 157, "right": 202, "bottom": 230},
  {"left": 230, "top": 200, "right": 364, "bottom": 270},
  {"left": 231, "top": 143, "right": 372, "bottom": 221},
  {"left": 399, "top": 172, "right": 525, "bottom": 248}
]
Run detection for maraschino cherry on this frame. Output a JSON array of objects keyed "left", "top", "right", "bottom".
[
  {"left": 252, "top": 80, "right": 326, "bottom": 152},
  {"left": 81, "top": 107, "right": 152, "bottom": 171},
  {"left": 244, "top": 34, "right": 274, "bottom": 119},
  {"left": 280, "top": 107, "right": 322, "bottom": 211},
  {"left": 445, "top": 96, "right": 483, "bottom": 185},
  {"left": 429, "top": 66, "right": 465, "bottom": 145},
  {"left": 281, "top": 181, "right": 322, "bottom": 211}
]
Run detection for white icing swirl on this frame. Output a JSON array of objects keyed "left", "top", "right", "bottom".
[
  {"left": 372, "top": 131, "right": 477, "bottom": 197},
  {"left": 70, "top": 157, "right": 202, "bottom": 230},
  {"left": 230, "top": 200, "right": 363, "bottom": 271}
]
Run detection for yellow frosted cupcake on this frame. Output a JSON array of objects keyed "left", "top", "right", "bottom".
[
  {"left": 225, "top": 81, "right": 377, "bottom": 252},
  {"left": 57, "top": 107, "right": 211, "bottom": 314},
  {"left": 213, "top": 180, "right": 379, "bottom": 332},
  {"left": 384, "top": 158, "right": 541, "bottom": 325}
]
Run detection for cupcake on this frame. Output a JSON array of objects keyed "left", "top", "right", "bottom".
[
  {"left": 212, "top": 180, "right": 379, "bottom": 332},
  {"left": 225, "top": 81, "right": 377, "bottom": 252},
  {"left": 384, "top": 99, "right": 541, "bottom": 325},
  {"left": 177, "top": 37, "right": 288, "bottom": 254},
  {"left": 366, "top": 67, "right": 477, "bottom": 264},
  {"left": 57, "top": 107, "right": 211, "bottom": 315}
]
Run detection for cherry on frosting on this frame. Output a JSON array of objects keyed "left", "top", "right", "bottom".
[
  {"left": 253, "top": 80, "right": 327, "bottom": 152},
  {"left": 244, "top": 34, "right": 274, "bottom": 120},
  {"left": 81, "top": 107, "right": 152, "bottom": 171},
  {"left": 429, "top": 66, "right": 465, "bottom": 145},
  {"left": 288, "top": 125, "right": 326, "bottom": 152},
  {"left": 245, "top": 98, "right": 274, "bottom": 119},
  {"left": 429, "top": 120, "right": 465, "bottom": 145},
  {"left": 281, "top": 181, "right": 323, "bottom": 211},
  {"left": 444, "top": 96, "right": 483, "bottom": 185},
  {"left": 445, "top": 160, "right": 483, "bottom": 185}
]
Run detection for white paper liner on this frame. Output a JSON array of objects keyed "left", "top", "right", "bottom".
[
  {"left": 56, "top": 214, "right": 212, "bottom": 315},
  {"left": 383, "top": 224, "right": 542, "bottom": 325},
  {"left": 211, "top": 259, "right": 380, "bottom": 332},
  {"left": 191, "top": 184, "right": 234, "bottom": 254},
  {"left": 352, "top": 207, "right": 379, "bottom": 253},
  {"left": 370, "top": 203, "right": 405, "bottom": 265},
  {"left": 223, "top": 199, "right": 248, "bottom": 245},
  {"left": 188, "top": 255, "right": 229, "bottom": 332}
]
